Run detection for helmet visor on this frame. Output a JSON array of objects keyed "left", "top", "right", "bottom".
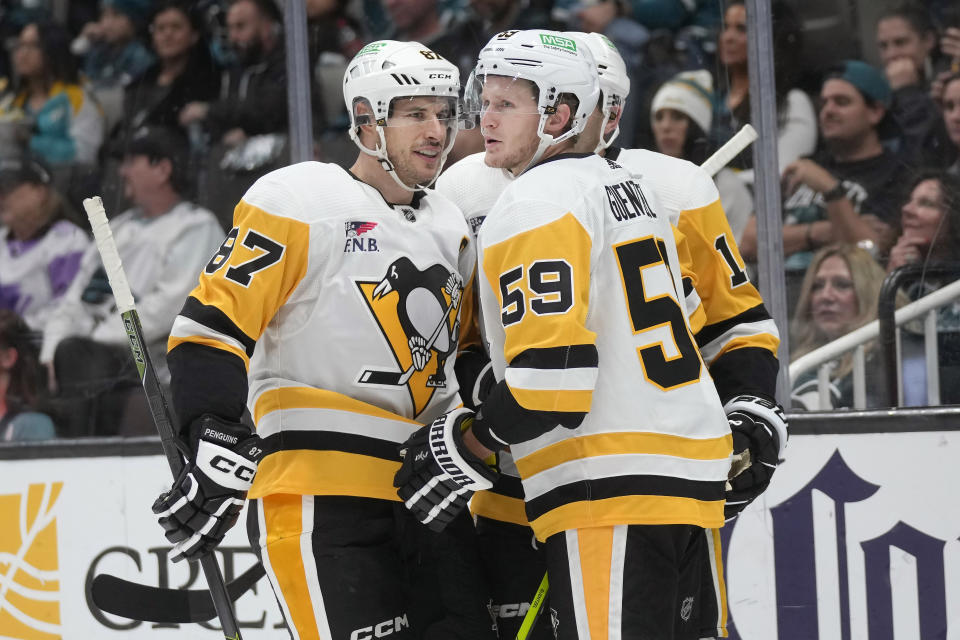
[{"left": 465, "top": 70, "right": 543, "bottom": 127}]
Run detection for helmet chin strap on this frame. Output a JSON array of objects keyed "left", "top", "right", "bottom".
[{"left": 514, "top": 112, "right": 579, "bottom": 177}]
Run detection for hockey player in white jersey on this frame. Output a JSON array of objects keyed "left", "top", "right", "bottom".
[
  {"left": 153, "top": 40, "right": 494, "bottom": 639},
  {"left": 432, "top": 31, "right": 786, "bottom": 639},
  {"left": 395, "top": 30, "right": 736, "bottom": 639}
]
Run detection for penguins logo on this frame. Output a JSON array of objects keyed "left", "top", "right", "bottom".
[{"left": 357, "top": 256, "right": 462, "bottom": 416}]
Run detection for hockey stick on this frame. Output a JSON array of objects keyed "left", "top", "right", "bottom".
[
  {"left": 515, "top": 572, "right": 549, "bottom": 640},
  {"left": 91, "top": 562, "right": 266, "bottom": 624},
  {"left": 512, "top": 125, "right": 760, "bottom": 640},
  {"left": 82, "top": 196, "right": 244, "bottom": 638},
  {"left": 700, "top": 124, "right": 758, "bottom": 178},
  {"left": 359, "top": 292, "right": 458, "bottom": 386}
]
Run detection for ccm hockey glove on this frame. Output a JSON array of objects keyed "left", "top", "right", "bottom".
[
  {"left": 152, "top": 415, "right": 264, "bottom": 562},
  {"left": 395, "top": 408, "right": 498, "bottom": 532},
  {"left": 723, "top": 394, "right": 787, "bottom": 521}
]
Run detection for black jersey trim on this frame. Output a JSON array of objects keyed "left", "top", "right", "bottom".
[
  {"left": 606, "top": 146, "right": 622, "bottom": 161},
  {"left": 180, "top": 296, "right": 257, "bottom": 357},
  {"left": 694, "top": 303, "right": 773, "bottom": 348},
  {"left": 487, "top": 473, "right": 526, "bottom": 500},
  {"left": 524, "top": 475, "right": 725, "bottom": 522},
  {"left": 258, "top": 430, "right": 401, "bottom": 462},
  {"left": 511, "top": 344, "right": 599, "bottom": 370}
]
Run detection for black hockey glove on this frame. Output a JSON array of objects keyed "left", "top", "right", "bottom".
[
  {"left": 152, "top": 415, "right": 264, "bottom": 562},
  {"left": 723, "top": 394, "right": 787, "bottom": 522},
  {"left": 454, "top": 345, "right": 496, "bottom": 411},
  {"left": 394, "top": 408, "right": 498, "bottom": 533}
]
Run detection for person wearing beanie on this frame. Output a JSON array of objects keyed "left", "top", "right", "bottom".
[
  {"left": 739, "top": 59, "right": 909, "bottom": 315},
  {"left": 650, "top": 70, "right": 754, "bottom": 243},
  {"left": 75, "top": 0, "right": 155, "bottom": 92}
]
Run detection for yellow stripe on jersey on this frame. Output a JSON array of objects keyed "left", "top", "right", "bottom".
[
  {"left": 709, "top": 332, "right": 781, "bottom": 365},
  {"left": 471, "top": 490, "right": 529, "bottom": 526},
  {"left": 529, "top": 495, "right": 724, "bottom": 542},
  {"left": 250, "top": 450, "right": 402, "bottom": 501},
  {"left": 188, "top": 201, "right": 309, "bottom": 348},
  {"left": 168, "top": 334, "right": 250, "bottom": 369},
  {"left": 514, "top": 431, "right": 733, "bottom": 479},
  {"left": 508, "top": 387, "right": 594, "bottom": 413},
  {"left": 253, "top": 386, "right": 421, "bottom": 426}
]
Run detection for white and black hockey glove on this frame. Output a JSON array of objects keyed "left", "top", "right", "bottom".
[
  {"left": 723, "top": 394, "right": 787, "bottom": 522},
  {"left": 394, "top": 408, "right": 498, "bottom": 533},
  {"left": 152, "top": 415, "right": 264, "bottom": 562}
]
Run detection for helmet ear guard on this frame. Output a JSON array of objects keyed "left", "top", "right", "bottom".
[
  {"left": 342, "top": 40, "right": 462, "bottom": 191},
  {"left": 565, "top": 32, "right": 631, "bottom": 153}
]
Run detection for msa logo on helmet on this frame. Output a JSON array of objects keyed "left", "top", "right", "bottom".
[
  {"left": 358, "top": 42, "right": 387, "bottom": 56},
  {"left": 350, "top": 614, "right": 410, "bottom": 639},
  {"left": 539, "top": 34, "right": 577, "bottom": 53}
]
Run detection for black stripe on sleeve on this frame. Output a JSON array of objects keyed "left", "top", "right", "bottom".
[
  {"left": 511, "top": 344, "right": 599, "bottom": 370},
  {"left": 682, "top": 277, "right": 694, "bottom": 298},
  {"left": 524, "top": 475, "right": 725, "bottom": 523},
  {"left": 180, "top": 295, "right": 257, "bottom": 357},
  {"left": 694, "top": 303, "right": 773, "bottom": 349}
]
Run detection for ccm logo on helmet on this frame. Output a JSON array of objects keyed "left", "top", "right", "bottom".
[
  {"left": 210, "top": 455, "right": 256, "bottom": 482},
  {"left": 350, "top": 614, "right": 409, "bottom": 639},
  {"left": 428, "top": 73, "right": 452, "bottom": 79}
]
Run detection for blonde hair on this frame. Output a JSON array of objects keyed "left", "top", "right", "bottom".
[{"left": 790, "top": 245, "right": 887, "bottom": 377}]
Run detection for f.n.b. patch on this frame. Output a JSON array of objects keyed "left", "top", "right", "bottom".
[{"left": 345, "top": 221, "right": 380, "bottom": 253}]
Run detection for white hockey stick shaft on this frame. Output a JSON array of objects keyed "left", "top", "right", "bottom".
[{"left": 700, "top": 124, "right": 758, "bottom": 177}]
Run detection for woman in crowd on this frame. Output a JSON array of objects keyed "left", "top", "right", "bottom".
[
  {"left": 0, "top": 156, "right": 89, "bottom": 332},
  {"left": 0, "top": 310, "right": 56, "bottom": 442},
  {"left": 885, "top": 171, "right": 960, "bottom": 405},
  {"left": 650, "top": 69, "right": 754, "bottom": 242},
  {"left": 1, "top": 20, "right": 105, "bottom": 166},
  {"left": 116, "top": 0, "right": 221, "bottom": 143},
  {"left": 790, "top": 245, "right": 889, "bottom": 410},
  {"left": 712, "top": 0, "right": 816, "bottom": 180}
]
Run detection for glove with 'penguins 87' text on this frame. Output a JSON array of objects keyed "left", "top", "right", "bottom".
[{"left": 152, "top": 414, "right": 264, "bottom": 562}]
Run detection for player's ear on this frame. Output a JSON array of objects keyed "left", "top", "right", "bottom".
[
  {"left": 353, "top": 99, "right": 379, "bottom": 144},
  {"left": 544, "top": 102, "right": 573, "bottom": 136}
]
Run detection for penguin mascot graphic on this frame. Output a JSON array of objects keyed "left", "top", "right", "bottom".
[{"left": 359, "top": 257, "right": 462, "bottom": 389}]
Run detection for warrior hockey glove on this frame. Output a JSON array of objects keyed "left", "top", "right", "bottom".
[
  {"left": 152, "top": 415, "right": 264, "bottom": 562},
  {"left": 723, "top": 394, "right": 787, "bottom": 522},
  {"left": 394, "top": 408, "right": 498, "bottom": 533}
]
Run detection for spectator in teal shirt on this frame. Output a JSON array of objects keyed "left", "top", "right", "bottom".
[{"left": 1, "top": 20, "right": 105, "bottom": 166}]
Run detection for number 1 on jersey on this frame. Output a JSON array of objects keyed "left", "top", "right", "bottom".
[{"left": 614, "top": 237, "right": 702, "bottom": 390}]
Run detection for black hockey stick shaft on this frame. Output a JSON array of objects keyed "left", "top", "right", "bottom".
[{"left": 83, "top": 196, "right": 243, "bottom": 639}]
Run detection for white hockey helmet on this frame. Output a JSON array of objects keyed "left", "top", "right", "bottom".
[
  {"left": 467, "top": 29, "right": 600, "bottom": 173},
  {"left": 567, "top": 32, "right": 631, "bottom": 152},
  {"left": 342, "top": 40, "right": 461, "bottom": 190}
]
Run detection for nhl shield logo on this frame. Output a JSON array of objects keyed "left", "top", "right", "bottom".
[
  {"left": 680, "top": 595, "right": 694, "bottom": 622},
  {"left": 356, "top": 256, "right": 462, "bottom": 416}
]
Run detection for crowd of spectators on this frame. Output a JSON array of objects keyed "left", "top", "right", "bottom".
[{"left": 1, "top": 0, "right": 960, "bottom": 438}]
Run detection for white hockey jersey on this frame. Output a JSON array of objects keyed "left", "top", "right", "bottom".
[
  {"left": 0, "top": 220, "right": 89, "bottom": 331},
  {"left": 169, "top": 162, "right": 475, "bottom": 501},
  {"left": 476, "top": 153, "right": 730, "bottom": 540}
]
